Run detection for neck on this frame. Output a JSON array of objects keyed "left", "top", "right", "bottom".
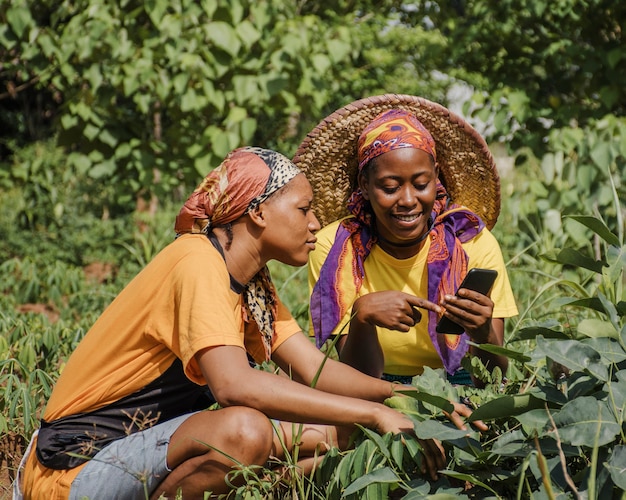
[
  {"left": 213, "top": 224, "right": 264, "bottom": 284},
  {"left": 375, "top": 218, "right": 433, "bottom": 258}
]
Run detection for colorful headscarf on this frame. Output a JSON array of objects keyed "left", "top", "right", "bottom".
[
  {"left": 310, "top": 110, "right": 485, "bottom": 374},
  {"left": 176, "top": 147, "right": 301, "bottom": 360}
]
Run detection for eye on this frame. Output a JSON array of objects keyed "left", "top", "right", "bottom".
[{"left": 381, "top": 185, "right": 399, "bottom": 194}]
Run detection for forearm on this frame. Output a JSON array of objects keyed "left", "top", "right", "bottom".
[
  {"left": 469, "top": 318, "right": 508, "bottom": 386},
  {"left": 338, "top": 308, "right": 385, "bottom": 378},
  {"left": 273, "top": 333, "right": 393, "bottom": 403},
  {"left": 199, "top": 345, "right": 391, "bottom": 431},
  {"left": 227, "top": 366, "right": 389, "bottom": 429}
]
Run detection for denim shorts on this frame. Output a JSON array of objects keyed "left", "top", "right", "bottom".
[{"left": 69, "top": 412, "right": 196, "bottom": 500}]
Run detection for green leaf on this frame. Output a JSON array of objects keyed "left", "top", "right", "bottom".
[
  {"left": 535, "top": 336, "right": 609, "bottom": 382},
  {"left": 440, "top": 470, "right": 500, "bottom": 497},
  {"left": 341, "top": 467, "right": 399, "bottom": 497},
  {"left": 514, "top": 408, "right": 551, "bottom": 435},
  {"left": 396, "top": 390, "right": 455, "bottom": 415},
  {"left": 549, "top": 397, "right": 620, "bottom": 447},
  {"left": 6, "top": 3, "right": 33, "bottom": 38},
  {"left": 564, "top": 215, "right": 620, "bottom": 247},
  {"left": 467, "top": 393, "right": 546, "bottom": 423},
  {"left": 515, "top": 326, "right": 570, "bottom": 341},
  {"left": 589, "top": 141, "right": 612, "bottom": 170},
  {"left": 578, "top": 319, "right": 619, "bottom": 339},
  {"left": 206, "top": 21, "right": 240, "bottom": 57},
  {"left": 413, "top": 420, "right": 471, "bottom": 441},
  {"left": 605, "top": 445, "right": 626, "bottom": 490},
  {"left": 358, "top": 426, "right": 391, "bottom": 460},
  {"left": 582, "top": 337, "right": 626, "bottom": 365},
  {"left": 89, "top": 161, "right": 116, "bottom": 179},
  {"left": 555, "top": 248, "right": 606, "bottom": 273},
  {"left": 468, "top": 342, "right": 531, "bottom": 363}
]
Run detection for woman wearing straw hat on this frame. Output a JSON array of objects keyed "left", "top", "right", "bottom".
[
  {"left": 19, "top": 147, "right": 458, "bottom": 499},
  {"left": 295, "top": 95, "right": 518, "bottom": 387}
]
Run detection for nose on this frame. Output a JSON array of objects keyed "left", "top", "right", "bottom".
[
  {"left": 398, "top": 185, "right": 418, "bottom": 208},
  {"left": 309, "top": 211, "right": 321, "bottom": 232}
]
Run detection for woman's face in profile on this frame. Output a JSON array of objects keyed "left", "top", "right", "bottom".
[
  {"left": 359, "top": 147, "right": 438, "bottom": 245},
  {"left": 259, "top": 173, "right": 320, "bottom": 267}
]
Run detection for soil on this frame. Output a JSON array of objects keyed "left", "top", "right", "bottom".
[{"left": 0, "top": 431, "right": 25, "bottom": 499}]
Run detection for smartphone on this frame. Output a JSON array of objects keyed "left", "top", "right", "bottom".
[{"left": 435, "top": 268, "right": 498, "bottom": 335}]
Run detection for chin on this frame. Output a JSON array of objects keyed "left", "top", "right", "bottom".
[{"left": 278, "top": 255, "right": 308, "bottom": 267}]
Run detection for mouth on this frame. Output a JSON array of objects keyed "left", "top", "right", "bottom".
[{"left": 392, "top": 213, "right": 422, "bottom": 223}]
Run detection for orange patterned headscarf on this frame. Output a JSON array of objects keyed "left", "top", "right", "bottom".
[
  {"left": 357, "top": 109, "right": 436, "bottom": 169},
  {"left": 175, "top": 147, "right": 301, "bottom": 361}
]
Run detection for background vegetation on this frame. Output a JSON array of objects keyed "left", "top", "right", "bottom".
[{"left": 1, "top": 0, "right": 625, "bottom": 498}]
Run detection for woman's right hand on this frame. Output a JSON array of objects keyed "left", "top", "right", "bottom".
[
  {"left": 375, "top": 405, "right": 446, "bottom": 480},
  {"left": 354, "top": 291, "right": 442, "bottom": 332}
]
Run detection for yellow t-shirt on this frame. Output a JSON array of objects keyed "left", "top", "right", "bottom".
[
  {"left": 308, "top": 219, "right": 518, "bottom": 376},
  {"left": 23, "top": 233, "right": 300, "bottom": 499}
]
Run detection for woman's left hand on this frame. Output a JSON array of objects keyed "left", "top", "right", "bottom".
[
  {"left": 444, "top": 400, "right": 488, "bottom": 432},
  {"left": 439, "top": 288, "right": 494, "bottom": 343}
]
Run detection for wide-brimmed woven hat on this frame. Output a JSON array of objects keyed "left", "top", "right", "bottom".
[{"left": 293, "top": 94, "right": 501, "bottom": 229}]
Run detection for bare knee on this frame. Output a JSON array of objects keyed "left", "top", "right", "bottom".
[
  {"left": 220, "top": 407, "right": 275, "bottom": 463},
  {"left": 168, "top": 407, "right": 274, "bottom": 469}
]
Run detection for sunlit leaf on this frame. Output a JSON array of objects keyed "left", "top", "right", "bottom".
[
  {"left": 535, "top": 337, "right": 609, "bottom": 381},
  {"left": 564, "top": 216, "right": 620, "bottom": 247},
  {"left": 549, "top": 397, "right": 620, "bottom": 447}
]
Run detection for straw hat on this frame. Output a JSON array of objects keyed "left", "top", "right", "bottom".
[{"left": 293, "top": 94, "right": 501, "bottom": 229}]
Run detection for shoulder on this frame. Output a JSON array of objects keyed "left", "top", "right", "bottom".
[
  {"left": 149, "top": 234, "right": 228, "bottom": 282},
  {"left": 462, "top": 227, "right": 501, "bottom": 252}
]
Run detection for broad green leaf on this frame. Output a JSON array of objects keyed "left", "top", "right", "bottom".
[
  {"left": 605, "top": 445, "right": 626, "bottom": 490},
  {"left": 603, "top": 376, "right": 626, "bottom": 422},
  {"left": 7, "top": 4, "right": 33, "bottom": 38},
  {"left": 341, "top": 467, "right": 398, "bottom": 497},
  {"left": 413, "top": 420, "right": 470, "bottom": 441},
  {"left": 206, "top": 21, "right": 240, "bottom": 57},
  {"left": 564, "top": 215, "right": 620, "bottom": 247},
  {"left": 514, "top": 408, "right": 551, "bottom": 435},
  {"left": 578, "top": 319, "right": 619, "bottom": 339},
  {"left": 589, "top": 141, "right": 612, "bottom": 170},
  {"left": 440, "top": 470, "right": 500, "bottom": 497},
  {"left": 235, "top": 20, "right": 261, "bottom": 48},
  {"left": 358, "top": 426, "right": 391, "bottom": 460},
  {"left": 89, "top": 161, "right": 116, "bottom": 179},
  {"left": 468, "top": 342, "right": 531, "bottom": 363},
  {"left": 515, "top": 326, "right": 570, "bottom": 341},
  {"left": 395, "top": 390, "right": 455, "bottom": 415},
  {"left": 555, "top": 248, "right": 606, "bottom": 273},
  {"left": 467, "top": 393, "right": 545, "bottom": 423},
  {"left": 549, "top": 397, "right": 620, "bottom": 447},
  {"left": 535, "top": 337, "right": 609, "bottom": 382},
  {"left": 582, "top": 337, "right": 626, "bottom": 363}
]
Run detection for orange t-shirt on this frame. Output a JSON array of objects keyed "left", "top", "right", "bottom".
[{"left": 22, "top": 234, "right": 300, "bottom": 499}]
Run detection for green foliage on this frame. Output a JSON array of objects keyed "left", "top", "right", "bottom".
[
  {"left": 0, "top": 0, "right": 364, "bottom": 213},
  {"left": 409, "top": 0, "right": 626, "bottom": 153}
]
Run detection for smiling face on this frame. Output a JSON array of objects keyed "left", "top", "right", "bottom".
[
  {"left": 260, "top": 173, "right": 320, "bottom": 266},
  {"left": 358, "top": 148, "right": 438, "bottom": 246}
]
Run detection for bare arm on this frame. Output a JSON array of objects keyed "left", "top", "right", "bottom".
[{"left": 196, "top": 342, "right": 410, "bottom": 434}]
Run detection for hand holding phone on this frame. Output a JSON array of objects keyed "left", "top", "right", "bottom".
[{"left": 435, "top": 268, "right": 498, "bottom": 334}]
